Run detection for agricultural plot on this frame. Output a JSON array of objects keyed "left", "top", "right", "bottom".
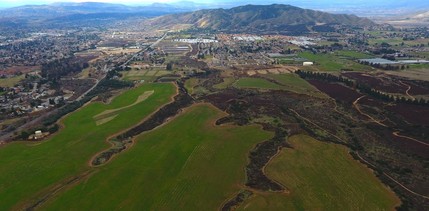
[
  {"left": 121, "top": 69, "right": 171, "bottom": 82},
  {"left": 44, "top": 104, "right": 273, "bottom": 210},
  {"left": 0, "top": 74, "right": 25, "bottom": 87},
  {"left": 261, "top": 74, "right": 327, "bottom": 98},
  {"left": 239, "top": 135, "right": 400, "bottom": 211},
  {"left": 234, "top": 77, "right": 283, "bottom": 90},
  {"left": 298, "top": 52, "right": 368, "bottom": 71},
  {"left": 214, "top": 77, "right": 236, "bottom": 89},
  {"left": 334, "top": 50, "right": 373, "bottom": 59},
  {"left": 0, "top": 83, "right": 176, "bottom": 210}
]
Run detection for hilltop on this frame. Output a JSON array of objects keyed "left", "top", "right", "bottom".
[{"left": 147, "top": 4, "right": 375, "bottom": 35}]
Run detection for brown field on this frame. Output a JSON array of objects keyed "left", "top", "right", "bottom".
[{"left": 0, "top": 66, "right": 40, "bottom": 75}]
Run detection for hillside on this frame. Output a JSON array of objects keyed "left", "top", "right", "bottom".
[{"left": 147, "top": 4, "right": 375, "bottom": 35}]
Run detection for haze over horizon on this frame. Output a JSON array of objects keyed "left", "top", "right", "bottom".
[{"left": 2, "top": 0, "right": 429, "bottom": 10}]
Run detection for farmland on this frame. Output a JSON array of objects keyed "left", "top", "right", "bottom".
[
  {"left": 0, "top": 74, "right": 25, "bottom": 87},
  {"left": 121, "top": 68, "right": 171, "bottom": 82},
  {"left": 261, "top": 73, "right": 327, "bottom": 98},
  {"left": 234, "top": 77, "right": 283, "bottom": 90},
  {"left": 0, "top": 83, "right": 176, "bottom": 210},
  {"left": 239, "top": 135, "right": 400, "bottom": 210},
  {"left": 298, "top": 52, "right": 368, "bottom": 71},
  {"left": 43, "top": 104, "right": 272, "bottom": 210}
]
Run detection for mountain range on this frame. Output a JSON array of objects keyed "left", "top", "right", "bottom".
[{"left": 147, "top": 4, "right": 374, "bottom": 35}]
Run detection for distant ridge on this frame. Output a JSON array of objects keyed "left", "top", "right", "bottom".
[{"left": 147, "top": 4, "right": 375, "bottom": 35}]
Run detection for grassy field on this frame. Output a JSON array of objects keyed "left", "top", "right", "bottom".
[
  {"left": 44, "top": 104, "right": 272, "bottom": 210},
  {"left": 368, "top": 37, "right": 429, "bottom": 47},
  {"left": 0, "top": 74, "right": 25, "bottom": 87},
  {"left": 239, "top": 135, "right": 400, "bottom": 210},
  {"left": 261, "top": 74, "right": 327, "bottom": 98},
  {"left": 334, "top": 50, "right": 373, "bottom": 59},
  {"left": 299, "top": 52, "right": 368, "bottom": 72},
  {"left": 234, "top": 77, "right": 283, "bottom": 90},
  {"left": 121, "top": 69, "right": 171, "bottom": 82},
  {"left": 214, "top": 77, "right": 236, "bottom": 89},
  {"left": 0, "top": 83, "right": 176, "bottom": 210},
  {"left": 184, "top": 78, "right": 199, "bottom": 94}
]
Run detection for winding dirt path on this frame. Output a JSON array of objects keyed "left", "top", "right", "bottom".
[
  {"left": 352, "top": 96, "right": 428, "bottom": 147},
  {"left": 353, "top": 96, "right": 388, "bottom": 127},
  {"left": 355, "top": 152, "right": 429, "bottom": 200},
  {"left": 398, "top": 80, "right": 415, "bottom": 100}
]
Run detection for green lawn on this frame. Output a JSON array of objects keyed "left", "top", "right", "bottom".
[
  {"left": 299, "top": 52, "right": 368, "bottom": 71},
  {"left": 262, "top": 74, "right": 327, "bottom": 98},
  {"left": 234, "top": 77, "right": 283, "bottom": 90},
  {"left": 239, "top": 135, "right": 400, "bottom": 210},
  {"left": 44, "top": 104, "right": 272, "bottom": 210},
  {"left": 0, "top": 83, "right": 176, "bottom": 210}
]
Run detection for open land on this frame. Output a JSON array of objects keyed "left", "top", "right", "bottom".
[
  {"left": 239, "top": 134, "right": 400, "bottom": 210},
  {"left": 43, "top": 104, "right": 272, "bottom": 210},
  {"left": 0, "top": 83, "right": 176, "bottom": 210}
]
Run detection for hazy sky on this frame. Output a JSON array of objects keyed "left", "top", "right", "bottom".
[
  {"left": 1, "top": 0, "right": 185, "bottom": 7},
  {"left": 1, "top": 0, "right": 428, "bottom": 9}
]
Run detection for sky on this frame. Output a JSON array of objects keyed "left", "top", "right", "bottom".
[
  {"left": 1, "top": 0, "right": 428, "bottom": 9},
  {"left": 0, "top": 0, "right": 181, "bottom": 7}
]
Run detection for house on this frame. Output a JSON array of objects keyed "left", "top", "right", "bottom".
[{"left": 303, "top": 62, "right": 314, "bottom": 66}]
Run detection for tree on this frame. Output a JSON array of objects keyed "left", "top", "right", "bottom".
[{"left": 166, "top": 63, "right": 173, "bottom": 71}]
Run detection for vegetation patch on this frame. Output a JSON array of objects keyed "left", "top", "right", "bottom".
[
  {"left": 299, "top": 52, "right": 367, "bottom": 71},
  {"left": 234, "top": 77, "right": 283, "bottom": 90},
  {"left": 44, "top": 104, "right": 272, "bottom": 210},
  {"left": 239, "top": 134, "right": 400, "bottom": 210},
  {"left": 0, "top": 83, "right": 176, "bottom": 210},
  {"left": 0, "top": 74, "right": 25, "bottom": 87},
  {"left": 214, "top": 77, "right": 236, "bottom": 89},
  {"left": 262, "top": 73, "right": 327, "bottom": 98},
  {"left": 93, "top": 90, "right": 154, "bottom": 123}
]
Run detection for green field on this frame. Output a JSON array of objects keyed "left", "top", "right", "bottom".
[
  {"left": 44, "top": 104, "right": 272, "bottom": 210},
  {"left": 0, "top": 83, "right": 176, "bottom": 210},
  {"left": 369, "top": 37, "right": 429, "bottom": 48},
  {"left": 0, "top": 74, "right": 25, "bottom": 87},
  {"left": 121, "top": 69, "right": 171, "bottom": 82},
  {"left": 184, "top": 78, "right": 199, "bottom": 94},
  {"left": 334, "top": 50, "right": 373, "bottom": 59},
  {"left": 234, "top": 77, "right": 283, "bottom": 90},
  {"left": 214, "top": 77, "right": 236, "bottom": 89},
  {"left": 299, "top": 52, "right": 368, "bottom": 71},
  {"left": 261, "top": 74, "right": 327, "bottom": 98},
  {"left": 239, "top": 135, "right": 400, "bottom": 210}
]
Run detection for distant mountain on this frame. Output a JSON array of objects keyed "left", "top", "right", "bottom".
[
  {"left": 0, "top": 2, "right": 191, "bottom": 19},
  {"left": 147, "top": 4, "right": 375, "bottom": 35},
  {"left": 380, "top": 10, "right": 429, "bottom": 26},
  {"left": 412, "top": 11, "right": 429, "bottom": 20}
]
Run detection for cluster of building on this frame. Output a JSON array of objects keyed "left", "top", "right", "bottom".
[{"left": 0, "top": 30, "right": 99, "bottom": 69}]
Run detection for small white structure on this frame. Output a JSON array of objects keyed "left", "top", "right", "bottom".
[
  {"left": 34, "top": 130, "right": 43, "bottom": 139},
  {"left": 303, "top": 62, "right": 314, "bottom": 66}
]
